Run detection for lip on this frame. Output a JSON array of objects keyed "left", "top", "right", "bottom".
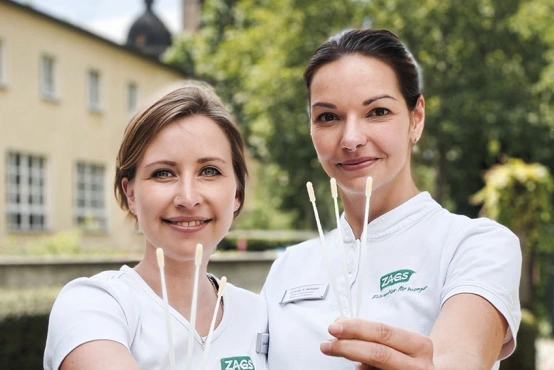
[
  {"left": 163, "top": 216, "right": 211, "bottom": 233},
  {"left": 338, "top": 157, "right": 378, "bottom": 171}
]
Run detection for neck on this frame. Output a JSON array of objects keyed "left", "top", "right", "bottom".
[{"left": 135, "top": 247, "right": 221, "bottom": 336}]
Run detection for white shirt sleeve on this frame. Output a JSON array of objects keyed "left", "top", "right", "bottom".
[
  {"left": 43, "top": 276, "right": 139, "bottom": 370},
  {"left": 441, "top": 218, "right": 522, "bottom": 360}
]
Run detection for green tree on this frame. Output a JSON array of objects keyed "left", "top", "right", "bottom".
[
  {"left": 166, "top": 0, "right": 554, "bottom": 228},
  {"left": 366, "top": 0, "right": 553, "bottom": 216},
  {"left": 472, "top": 158, "right": 553, "bottom": 313}
]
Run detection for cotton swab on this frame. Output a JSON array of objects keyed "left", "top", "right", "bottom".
[
  {"left": 355, "top": 177, "right": 373, "bottom": 318},
  {"left": 186, "top": 243, "right": 203, "bottom": 370},
  {"left": 330, "top": 178, "right": 354, "bottom": 317},
  {"left": 307, "top": 182, "right": 345, "bottom": 318},
  {"left": 156, "top": 248, "right": 176, "bottom": 370},
  {"left": 201, "top": 276, "right": 227, "bottom": 370}
]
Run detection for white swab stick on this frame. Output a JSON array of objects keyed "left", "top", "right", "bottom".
[
  {"left": 186, "top": 244, "right": 203, "bottom": 370},
  {"left": 156, "top": 248, "right": 176, "bottom": 370},
  {"left": 356, "top": 177, "right": 373, "bottom": 318},
  {"left": 331, "top": 178, "right": 353, "bottom": 317},
  {"left": 201, "top": 276, "right": 227, "bottom": 370},
  {"left": 307, "top": 182, "right": 345, "bottom": 318}
]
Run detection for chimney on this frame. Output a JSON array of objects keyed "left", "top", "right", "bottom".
[{"left": 183, "top": 0, "right": 200, "bottom": 32}]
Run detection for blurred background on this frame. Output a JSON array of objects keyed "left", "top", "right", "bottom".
[{"left": 0, "top": 0, "right": 553, "bottom": 368}]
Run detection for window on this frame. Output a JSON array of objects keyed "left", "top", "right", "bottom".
[
  {"left": 40, "top": 54, "right": 57, "bottom": 100},
  {"left": 6, "top": 152, "right": 47, "bottom": 231},
  {"left": 87, "top": 69, "right": 102, "bottom": 112},
  {"left": 74, "top": 162, "right": 106, "bottom": 231},
  {"left": 0, "top": 38, "right": 6, "bottom": 87},
  {"left": 127, "top": 82, "right": 138, "bottom": 113}
]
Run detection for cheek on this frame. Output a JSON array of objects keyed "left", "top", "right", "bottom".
[{"left": 311, "top": 130, "right": 333, "bottom": 159}]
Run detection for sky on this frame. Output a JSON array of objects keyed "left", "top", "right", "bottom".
[{"left": 12, "top": 0, "right": 182, "bottom": 44}]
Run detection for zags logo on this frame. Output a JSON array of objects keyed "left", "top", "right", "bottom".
[
  {"left": 220, "top": 356, "right": 255, "bottom": 370},
  {"left": 380, "top": 269, "right": 415, "bottom": 290}
]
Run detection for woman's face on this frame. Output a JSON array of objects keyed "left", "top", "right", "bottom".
[
  {"left": 123, "top": 115, "right": 240, "bottom": 261},
  {"left": 309, "top": 54, "right": 424, "bottom": 198}
]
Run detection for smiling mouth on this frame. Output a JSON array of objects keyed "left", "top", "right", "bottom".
[
  {"left": 339, "top": 158, "right": 378, "bottom": 168},
  {"left": 165, "top": 220, "right": 209, "bottom": 227}
]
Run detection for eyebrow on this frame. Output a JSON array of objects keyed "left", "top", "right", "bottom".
[
  {"left": 144, "top": 157, "right": 228, "bottom": 168},
  {"left": 311, "top": 94, "right": 397, "bottom": 109}
]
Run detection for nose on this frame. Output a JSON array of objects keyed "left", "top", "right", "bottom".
[
  {"left": 340, "top": 116, "right": 367, "bottom": 152},
  {"left": 173, "top": 178, "right": 202, "bottom": 208}
]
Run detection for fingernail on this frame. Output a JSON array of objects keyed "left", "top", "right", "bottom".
[
  {"left": 320, "top": 340, "right": 332, "bottom": 354},
  {"left": 328, "top": 322, "right": 343, "bottom": 335}
]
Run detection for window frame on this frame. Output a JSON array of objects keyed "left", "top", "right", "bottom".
[
  {"left": 127, "top": 81, "right": 138, "bottom": 113},
  {"left": 73, "top": 161, "right": 107, "bottom": 232},
  {"left": 0, "top": 38, "right": 7, "bottom": 88},
  {"left": 87, "top": 68, "right": 102, "bottom": 113},
  {"left": 40, "top": 54, "right": 58, "bottom": 101},
  {"left": 6, "top": 152, "right": 48, "bottom": 232}
]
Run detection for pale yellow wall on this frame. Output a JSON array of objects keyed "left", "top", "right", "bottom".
[{"left": 0, "top": 2, "right": 187, "bottom": 253}]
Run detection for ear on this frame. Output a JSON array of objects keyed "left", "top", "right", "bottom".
[
  {"left": 122, "top": 177, "right": 135, "bottom": 210},
  {"left": 234, "top": 191, "right": 242, "bottom": 213},
  {"left": 410, "top": 95, "right": 425, "bottom": 144}
]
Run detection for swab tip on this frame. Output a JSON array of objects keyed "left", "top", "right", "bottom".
[
  {"left": 330, "top": 178, "right": 338, "bottom": 198},
  {"left": 366, "top": 177, "right": 373, "bottom": 197},
  {"left": 195, "top": 244, "right": 203, "bottom": 265},
  {"left": 219, "top": 276, "right": 227, "bottom": 296},
  {"left": 306, "top": 182, "right": 316, "bottom": 202},
  {"left": 156, "top": 248, "right": 165, "bottom": 267}
]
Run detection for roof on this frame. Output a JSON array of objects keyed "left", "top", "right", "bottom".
[{"left": 1, "top": 0, "right": 187, "bottom": 76}]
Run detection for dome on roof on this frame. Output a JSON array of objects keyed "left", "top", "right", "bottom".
[{"left": 126, "top": 0, "right": 172, "bottom": 59}]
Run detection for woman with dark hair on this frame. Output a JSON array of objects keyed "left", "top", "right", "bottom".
[
  {"left": 262, "top": 29, "right": 521, "bottom": 370},
  {"left": 44, "top": 82, "right": 268, "bottom": 370}
]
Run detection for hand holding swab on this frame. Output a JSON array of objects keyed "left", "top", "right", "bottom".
[
  {"left": 331, "top": 178, "right": 353, "bottom": 317},
  {"left": 355, "top": 177, "right": 373, "bottom": 318},
  {"left": 307, "top": 182, "right": 345, "bottom": 318},
  {"left": 186, "top": 244, "right": 203, "bottom": 370},
  {"left": 201, "top": 276, "right": 227, "bottom": 370},
  {"left": 156, "top": 248, "right": 176, "bottom": 370}
]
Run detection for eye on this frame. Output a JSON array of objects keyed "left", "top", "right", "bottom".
[
  {"left": 370, "top": 108, "right": 390, "bottom": 117},
  {"left": 201, "top": 166, "right": 221, "bottom": 177},
  {"left": 152, "top": 169, "right": 173, "bottom": 178},
  {"left": 315, "top": 112, "right": 338, "bottom": 123}
]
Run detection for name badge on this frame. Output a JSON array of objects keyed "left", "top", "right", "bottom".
[
  {"left": 256, "top": 332, "right": 269, "bottom": 354},
  {"left": 280, "top": 284, "right": 329, "bottom": 305}
]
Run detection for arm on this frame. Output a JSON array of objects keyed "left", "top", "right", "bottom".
[
  {"left": 320, "top": 293, "right": 507, "bottom": 370},
  {"left": 60, "top": 340, "right": 141, "bottom": 370},
  {"left": 431, "top": 293, "right": 507, "bottom": 369}
]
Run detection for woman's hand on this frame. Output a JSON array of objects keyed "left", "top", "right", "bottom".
[{"left": 320, "top": 319, "right": 435, "bottom": 370}]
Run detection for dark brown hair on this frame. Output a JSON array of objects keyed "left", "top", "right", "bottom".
[{"left": 304, "top": 29, "right": 422, "bottom": 110}]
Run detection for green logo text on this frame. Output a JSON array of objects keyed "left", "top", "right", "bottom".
[
  {"left": 220, "top": 356, "right": 255, "bottom": 370},
  {"left": 380, "top": 269, "right": 415, "bottom": 291}
]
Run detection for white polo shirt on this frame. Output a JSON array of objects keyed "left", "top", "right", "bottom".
[
  {"left": 44, "top": 266, "right": 268, "bottom": 370},
  {"left": 262, "top": 192, "right": 521, "bottom": 370}
]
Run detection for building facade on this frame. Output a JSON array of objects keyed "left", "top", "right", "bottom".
[{"left": 0, "top": 0, "right": 187, "bottom": 253}]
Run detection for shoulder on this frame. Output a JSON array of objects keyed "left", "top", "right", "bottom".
[
  {"left": 443, "top": 213, "right": 520, "bottom": 254},
  {"left": 59, "top": 268, "right": 137, "bottom": 301},
  {"left": 45, "top": 268, "right": 141, "bottom": 370},
  {"left": 268, "top": 236, "right": 322, "bottom": 271},
  {"left": 50, "top": 268, "right": 141, "bottom": 323},
  {"left": 225, "top": 281, "right": 266, "bottom": 308}
]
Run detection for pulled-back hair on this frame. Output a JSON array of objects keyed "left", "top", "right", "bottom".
[
  {"left": 114, "top": 81, "right": 247, "bottom": 218},
  {"left": 304, "top": 29, "right": 421, "bottom": 110}
]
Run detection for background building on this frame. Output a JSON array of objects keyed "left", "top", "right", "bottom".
[{"left": 0, "top": 0, "right": 187, "bottom": 253}]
